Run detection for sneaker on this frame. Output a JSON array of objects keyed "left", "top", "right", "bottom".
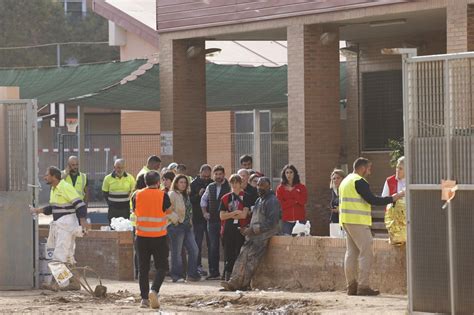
[
  {"left": 148, "top": 290, "right": 160, "bottom": 309},
  {"left": 197, "top": 266, "right": 208, "bottom": 277},
  {"left": 357, "top": 287, "right": 380, "bottom": 296},
  {"left": 347, "top": 281, "right": 358, "bottom": 296},
  {"left": 206, "top": 274, "right": 221, "bottom": 280},
  {"left": 187, "top": 276, "right": 201, "bottom": 282},
  {"left": 140, "top": 299, "right": 150, "bottom": 308},
  {"left": 172, "top": 278, "right": 185, "bottom": 283}
]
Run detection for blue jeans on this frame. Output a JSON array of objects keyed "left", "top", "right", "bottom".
[
  {"left": 282, "top": 220, "right": 308, "bottom": 235},
  {"left": 167, "top": 223, "right": 200, "bottom": 280},
  {"left": 193, "top": 220, "right": 209, "bottom": 268},
  {"left": 207, "top": 221, "right": 221, "bottom": 276}
]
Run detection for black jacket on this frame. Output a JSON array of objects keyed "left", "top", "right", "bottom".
[{"left": 190, "top": 176, "right": 213, "bottom": 224}]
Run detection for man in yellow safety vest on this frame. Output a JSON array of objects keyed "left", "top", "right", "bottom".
[
  {"left": 62, "top": 156, "right": 88, "bottom": 202},
  {"left": 339, "top": 157, "right": 404, "bottom": 296}
]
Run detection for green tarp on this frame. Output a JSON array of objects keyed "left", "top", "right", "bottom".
[{"left": 0, "top": 60, "right": 346, "bottom": 111}]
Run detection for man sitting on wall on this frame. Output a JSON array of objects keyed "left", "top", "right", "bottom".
[{"left": 220, "top": 177, "right": 281, "bottom": 291}]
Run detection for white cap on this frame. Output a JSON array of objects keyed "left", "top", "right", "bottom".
[{"left": 168, "top": 162, "right": 178, "bottom": 170}]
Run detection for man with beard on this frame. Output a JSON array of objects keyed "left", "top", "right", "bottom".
[
  {"left": 190, "top": 164, "right": 213, "bottom": 277},
  {"left": 30, "top": 166, "right": 88, "bottom": 289},
  {"left": 220, "top": 177, "right": 281, "bottom": 291},
  {"left": 200, "top": 165, "right": 230, "bottom": 280},
  {"left": 62, "top": 156, "right": 88, "bottom": 203}
]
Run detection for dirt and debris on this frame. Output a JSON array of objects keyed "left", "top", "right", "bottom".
[{"left": 0, "top": 279, "right": 408, "bottom": 314}]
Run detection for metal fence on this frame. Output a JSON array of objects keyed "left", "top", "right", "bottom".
[
  {"left": 0, "top": 100, "right": 38, "bottom": 290},
  {"left": 38, "top": 134, "right": 160, "bottom": 207},
  {"left": 233, "top": 131, "right": 288, "bottom": 188},
  {"left": 404, "top": 52, "right": 474, "bottom": 314}
]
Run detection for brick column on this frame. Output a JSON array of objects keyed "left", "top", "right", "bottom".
[
  {"left": 287, "top": 25, "right": 341, "bottom": 236},
  {"left": 159, "top": 37, "right": 207, "bottom": 175},
  {"left": 447, "top": 0, "right": 474, "bottom": 52}
]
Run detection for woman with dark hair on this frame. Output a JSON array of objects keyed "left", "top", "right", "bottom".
[
  {"left": 276, "top": 164, "right": 308, "bottom": 235},
  {"left": 167, "top": 174, "right": 200, "bottom": 282}
]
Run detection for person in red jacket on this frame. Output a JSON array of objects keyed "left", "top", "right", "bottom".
[{"left": 276, "top": 164, "right": 308, "bottom": 235}]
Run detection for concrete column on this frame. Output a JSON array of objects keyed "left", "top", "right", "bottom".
[
  {"left": 287, "top": 25, "right": 341, "bottom": 236},
  {"left": 447, "top": 0, "right": 474, "bottom": 53},
  {"left": 159, "top": 36, "right": 207, "bottom": 175}
]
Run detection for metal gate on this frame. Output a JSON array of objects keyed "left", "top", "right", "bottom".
[
  {"left": 403, "top": 52, "right": 474, "bottom": 314},
  {"left": 0, "top": 100, "right": 38, "bottom": 290}
]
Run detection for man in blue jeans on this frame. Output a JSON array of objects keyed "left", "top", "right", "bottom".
[{"left": 201, "top": 165, "right": 230, "bottom": 280}]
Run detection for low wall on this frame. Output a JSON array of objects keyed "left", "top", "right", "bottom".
[
  {"left": 39, "top": 228, "right": 134, "bottom": 281},
  {"left": 253, "top": 236, "right": 407, "bottom": 294}
]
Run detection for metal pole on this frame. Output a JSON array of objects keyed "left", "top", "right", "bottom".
[
  {"left": 77, "top": 106, "right": 85, "bottom": 169},
  {"left": 56, "top": 44, "right": 60, "bottom": 68},
  {"left": 402, "top": 54, "right": 414, "bottom": 314},
  {"left": 444, "top": 57, "right": 456, "bottom": 315},
  {"left": 253, "top": 109, "right": 261, "bottom": 172}
]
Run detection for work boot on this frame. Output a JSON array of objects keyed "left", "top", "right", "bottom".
[
  {"left": 220, "top": 281, "right": 236, "bottom": 292},
  {"left": 357, "top": 287, "right": 380, "bottom": 296},
  {"left": 140, "top": 299, "right": 150, "bottom": 308},
  {"left": 61, "top": 276, "right": 81, "bottom": 291},
  {"left": 347, "top": 281, "right": 358, "bottom": 296},
  {"left": 148, "top": 290, "right": 160, "bottom": 309}
]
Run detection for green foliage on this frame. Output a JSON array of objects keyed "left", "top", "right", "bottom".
[
  {"left": 388, "top": 138, "right": 404, "bottom": 168},
  {"left": 0, "top": 0, "right": 118, "bottom": 68}
]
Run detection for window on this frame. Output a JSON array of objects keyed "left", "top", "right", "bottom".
[{"left": 362, "top": 70, "right": 403, "bottom": 150}]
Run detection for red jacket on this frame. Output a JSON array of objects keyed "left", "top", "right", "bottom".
[{"left": 276, "top": 183, "right": 308, "bottom": 222}]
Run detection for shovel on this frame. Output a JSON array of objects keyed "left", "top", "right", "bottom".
[{"left": 69, "top": 266, "right": 107, "bottom": 298}]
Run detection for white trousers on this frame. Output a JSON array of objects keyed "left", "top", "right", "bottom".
[{"left": 47, "top": 214, "right": 83, "bottom": 264}]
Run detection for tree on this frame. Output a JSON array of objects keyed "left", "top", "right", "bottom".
[{"left": 0, "top": 0, "right": 118, "bottom": 68}]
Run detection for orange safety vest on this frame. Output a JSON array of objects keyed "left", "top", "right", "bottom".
[{"left": 135, "top": 188, "right": 167, "bottom": 237}]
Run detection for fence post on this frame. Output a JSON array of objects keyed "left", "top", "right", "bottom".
[{"left": 253, "top": 109, "right": 261, "bottom": 172}]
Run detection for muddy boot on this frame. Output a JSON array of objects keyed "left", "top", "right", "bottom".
[
  {"left": 220, "top": 281, "right": 236, "bottom": 292},
  {"left": 357, "top": 287, "right": 380, "bottom": 296},
  {"left": 41, "top": 280, "right": 59, "bottom": 292},
  {"left": 61, "top": 269, "right": 81, "bottom": 291},
  {"left": 347, "top": 281, "right": 358, "bottom": 296}
]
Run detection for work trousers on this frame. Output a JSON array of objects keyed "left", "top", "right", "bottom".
[
  {"left": 193, "top": 220, "right": 209, "bottom": 268},
  {"left": 136, "top": 235, "right": 169, "bottom": 300},
  {"left": 222, "top": 225, "right": 245, "bottom": 277},
  {"left": 228, "top": 237, "right": 270, "bottom": 290},
  {"left": 108, "top": 204, "right": 130, "bottom": 223},
  {"left": 207, "top": 221, "right": 221, "bottom": 277},
  {"left": 342, "top": 223, "right": 373, "bottom": 288}
]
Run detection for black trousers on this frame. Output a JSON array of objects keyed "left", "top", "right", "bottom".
[
  {"left": 108, "top": 205, "right": 130, "bottom": 223},
  {"left": 222, "top": 225, "right": 245, "bottom": 276},
  {"left": 136, "top": 235, "right": 169, "bottom": 299}
]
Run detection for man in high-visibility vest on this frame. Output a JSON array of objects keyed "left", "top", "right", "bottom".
[
  {"left": 132, "top": 170, "right": 172, "bottom": 309},
  {"left": 102, "top": 158, "right": 136, "bottom": 223},
  {"left": 339, "top": 157, "right": 405, "bottom": 296},
  {"left": 62, "top": 156, "right": 88, "bottom": 202},
  {"left": 137, "top": 155, "right": 161, "bottom": 179},
  {"left": 30, "top": 166, "right": 89, "bottom": 289}
]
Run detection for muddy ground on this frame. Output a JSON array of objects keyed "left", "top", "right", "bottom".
[{"left": 0, "top": 279, "right": 407, "bottom": 314}]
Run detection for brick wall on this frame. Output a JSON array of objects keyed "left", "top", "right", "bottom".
[
  {"left": 120, "top": 110, "right": 234, "bottom": 176},
  {"left": 206, "top": 111, "right": 234, "bottom": 174},
  {"left": 287, "top": 24, "right": 341, "bottom": 236},
  {"left": 39, "top": 228, "right": 134, "bottom": 281},
  {"left": 253, "top": 236, "right": 407, "bottom": 294},
  {"left": 159, "top": 37, "right": 207, "bottom": 176}
]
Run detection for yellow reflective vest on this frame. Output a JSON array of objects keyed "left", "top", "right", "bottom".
[
  {"left": 339, "top": 173, "right": 372, "bottom": 226},
  {"left": 63, "top": 171, "right": 87, "bottom": 201},
  {"left": 102, "top": 172, "right": 136, "bottom": 204},
  {"left": 47, "top": 180, "right": 86, "bottom": 220}
]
